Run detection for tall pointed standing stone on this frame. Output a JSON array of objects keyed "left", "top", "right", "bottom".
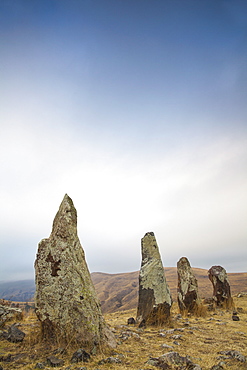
[
  {"left": 34, "top": 194, "right": 116, "bottom": 350},
  {"left": 177, "top": 257, "right": 200, "bottom": 313},
  {"left": 208, "top": 265, "right": 232, "bottom": 308},
  {"left": 136, "top": 232, "right": 172, "bottom": 327}
]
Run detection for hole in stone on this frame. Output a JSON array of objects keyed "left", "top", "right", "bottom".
[{"left": 45, "top": 252, "right": 61, "bottom": 277}]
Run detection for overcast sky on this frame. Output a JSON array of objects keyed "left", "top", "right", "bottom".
[{"left": 1, "top": 0, "right": 247, "bottom": 281}]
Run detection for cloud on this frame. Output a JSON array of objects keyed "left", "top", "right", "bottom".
[{"left": 1, "top": 119, "right": 246, "bottom": 280}]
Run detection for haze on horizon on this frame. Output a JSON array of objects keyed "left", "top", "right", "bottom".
[{"left": 0, "top": 0, "right": 247, "bottom": 282}]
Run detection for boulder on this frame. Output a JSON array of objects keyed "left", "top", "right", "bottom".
[
  {"left": 70, "top": 348, "right": 91, "bottom": 363},
  {"left": 177, "top": 257, "right": 200, "bottom": 313},
  {"left": 34, "top": 194, "right": 116, "bottom": 350},
  {"left": 0, "top": 305, "right": 23, "bottom": 328},
  {"left": 6, "top": 324, "right": 25, "bottom": 343},
  {"left": 127, "top": 317, "right": 135, "bottom": 325},
  {"left": 208, "top": 266, "right": 232, "bottom": 308},
  {"left": 136, "top": 232, "right": 172, "bottom": 326}
]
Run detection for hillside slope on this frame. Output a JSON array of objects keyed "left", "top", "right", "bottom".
[
  {"left": 91, "top": 267, "right": 247, "bottom": 313},
  {"left": 0, "top": 280, "right": 35, "bottom": 302},
  {"left": 1, "top": 269, "right": 246, "bottom": 313}
]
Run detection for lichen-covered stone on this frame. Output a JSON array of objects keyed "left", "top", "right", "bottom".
[
  {"left": 0, "top": 305, "right": 23, "bottom": 328},
  {"left": 208, "top": 265, "right": 232, "bottom": 308},
  {"left": 136, "top": 232, "right": 172, "bottom": 326},
  {"left": 34, "top": 194, "right": 116, "bottom": 350},
  {"left": 177, "top": 257, "right": 200, "bottom": 313}
]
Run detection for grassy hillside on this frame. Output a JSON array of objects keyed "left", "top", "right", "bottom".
[{"left": 91, "top": 268, "right": 247, "bottom": 313}]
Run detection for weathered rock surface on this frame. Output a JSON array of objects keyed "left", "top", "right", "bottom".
[
  {"left": 34, "top": 194, "right": 116, "bottom": 350},
  {"left": 0, "top": 305, "right": 23, "bottom": 328},
  {"left": 5, "top": 324, "right": 25, "bottom": 343},
  {"left": 147, "top": 351, "right": 201, "bottom": 369},
  {"left": 136, "top": 232, "right": 172, "bottom": 326},
  {"left": 177, "top": 257, "right": 200, "bottom": 313},
  {"left": 218, "top": 350, "right": 246, "bottom": 362},
  {"left": 47, "top": 356, "right": 64, "bottom": 367},
  {"left": 208, "top": 265, "right": 232, "bottom": 308}
]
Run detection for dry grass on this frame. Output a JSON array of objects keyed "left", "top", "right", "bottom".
[{"left": 1, "top": 295, "right": 247, "bottom": 369}]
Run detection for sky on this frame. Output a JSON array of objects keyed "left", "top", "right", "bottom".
[{"left": 0, "top": 0, "right": 247, "bottom": 281}]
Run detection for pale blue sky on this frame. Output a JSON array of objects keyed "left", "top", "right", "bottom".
[{"left": 0, "top": 0, "right": 247, "bottom": 280}]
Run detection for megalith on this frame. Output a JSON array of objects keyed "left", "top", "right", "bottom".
[
  {"left": 34, "top": 194, "right": 116, "bottom": 350},
  {"left": 208, "top": 265, "right": 232, "bottom": 308},
  {"left": 177, "top": 257, "right": 200, "bottom": 313},
  {"left": 136, "top": 232, "right": 172, "bottom": 326}
]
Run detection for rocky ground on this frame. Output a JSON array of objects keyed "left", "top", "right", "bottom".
[{"left": 0, "top": 294, "right": 247, "bottom": 370}]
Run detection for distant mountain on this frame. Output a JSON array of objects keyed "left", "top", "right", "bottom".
[
  {"left": 0, "top": 269, "right": 246, "bottom": 312},
  {"left": 0, "top": 279, "right": 35, "bottom": 302}
]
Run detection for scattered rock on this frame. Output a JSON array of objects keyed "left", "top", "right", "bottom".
[
  {"left": 159, "top": 332, "right": 166, "bottom": 337},
  {"left": 237, "top": 292, "right": 247, "bottom": 298},
  {"left": 34, "top": 194, "right": 116, "bottom": 349},
  {"left": 210, "top": 362, "right": 224, "bottom": 370},
  {"left": 35, "top": 363, "right": 45, "bottom": 369},
  {"left": 127, "top": 317, "right": 136, "bottom": 325},
  {"left": 215, "top": 322, "right": 227, "bottom": 325},
  {"left": 236, "top": 307, "right": 244, "bottom": 313},
  {"left": 6, "top": 324, "right": 25, "bottom": 343},
  {"left": 208, "top": 266, "right": 232, "bottom": 308},
  {"left": 136, "top": 232, "right": 172, "bottom": 327},
  {"left": 177, "top": 257, "right": 200, "bottom": 313},
  {"left": 161, "top": 343, "right": 173, "bottom": 349},
  {"left": 98, "top": 356, "right": 122, "bottom": 364},
  {"left": 171, "top": 334, "right": 182, "bottom": 340},
  {"left": 165, "top": 329, "right": 175, "bottom": 334},
  {"left": 0, "top": 354, "right": 12, "bottom": 362},
  {"left": 218, "top": 350, "right": 246, "bottom": 362},
  {"left": 47, "top": 356, "right": 64, "bottom": 367},
  {"left": 119, "top": 330, "right": 140, "bottom": 340},
  {"left": 232, "top": 315, "right": 240, "bottom": 321},
  {"left": 147, "top": 351, "right": 201, "bottom": 369},
  {"left": 71, "top": 349, "right": 91, "bottom": 363}
]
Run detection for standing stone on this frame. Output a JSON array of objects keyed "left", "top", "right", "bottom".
[
  {"left": 34, "top": 194, "right": 116, "bottom": 350},
  {"left": 136, "top": 232, "right": 172, "bottom": 326},
  {"left": 177, "top": 257, "right": 200, "bottom": 313},
  {"left": 208, "top": 265, "right": 232, "bottom": 308}
]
